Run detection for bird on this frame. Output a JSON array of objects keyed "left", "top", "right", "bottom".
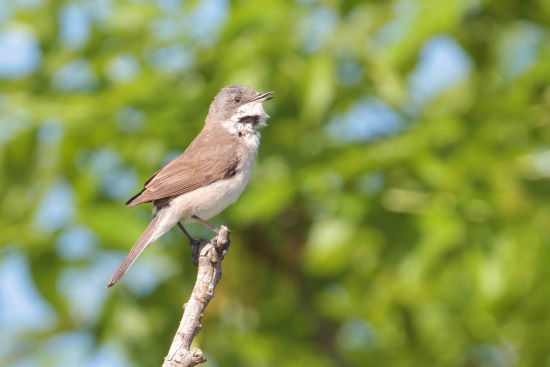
[{"left": 107, "top": 84, "right": 273, "bottom": 287}]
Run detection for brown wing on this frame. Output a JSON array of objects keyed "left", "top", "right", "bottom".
[{"left": 127, "top": 135, "right": 240, "bottom": 206}]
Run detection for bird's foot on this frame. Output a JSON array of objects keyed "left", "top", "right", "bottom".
[{"left": 177, "top": 222, "right": 201, "bottom": 248}]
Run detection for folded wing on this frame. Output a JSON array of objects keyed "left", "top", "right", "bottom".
[{"left": 127, "top": 140, "right": 240, "bottom": 206}]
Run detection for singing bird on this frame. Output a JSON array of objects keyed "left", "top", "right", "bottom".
[{"left": 107, "top": 84, "right": 273, "bottom": 287}]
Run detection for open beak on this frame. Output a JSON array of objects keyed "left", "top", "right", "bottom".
[{"left": 253, "top": 91, "right": 274, "bottom": 102}]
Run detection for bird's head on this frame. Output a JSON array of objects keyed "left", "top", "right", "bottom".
[{"left": 206, "top": 84, "right": 274, "bottom": 135}]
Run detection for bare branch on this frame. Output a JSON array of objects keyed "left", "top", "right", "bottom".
[{"left": 162, "top": 226, "right": 231, "bottom": 367}]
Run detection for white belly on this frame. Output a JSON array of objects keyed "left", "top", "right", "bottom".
[{"left": 169, "top": 158, "right": 255, "bottom": 222}]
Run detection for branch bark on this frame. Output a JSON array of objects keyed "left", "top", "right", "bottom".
[{"left": 162, "top": 226, "right": 231, "bottom": 367}]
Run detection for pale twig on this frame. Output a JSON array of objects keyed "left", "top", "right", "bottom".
[{"left": 162, "top": 226, "right": 231, "bottom": 367}]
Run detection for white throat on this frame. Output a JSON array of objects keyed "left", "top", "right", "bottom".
[{"left": 220, "top": 101, "right": 269, "bottom": 149}]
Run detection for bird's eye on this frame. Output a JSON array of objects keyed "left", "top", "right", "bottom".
[{"left": 234, "top": 96, "right": 241, "bottom": 103}]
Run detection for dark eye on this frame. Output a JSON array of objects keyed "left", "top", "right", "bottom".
[{"left": 234, "top": 96, "right": 241, "bottom": 103}]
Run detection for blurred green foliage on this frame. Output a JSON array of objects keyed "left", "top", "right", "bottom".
[{"left": 2, "top": 0, "right": 550, "bottom": 366}]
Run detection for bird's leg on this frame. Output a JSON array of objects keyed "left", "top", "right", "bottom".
[
  {"left": 191, "top": 215, "right": 219, "bottom": 233},
  {"left": 177, "top": 222, "right": 200, "bottom": 247}
]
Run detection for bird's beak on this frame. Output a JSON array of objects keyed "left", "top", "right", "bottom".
[{"left": 253, "top": 91, "right": 274, "bottom": 102}]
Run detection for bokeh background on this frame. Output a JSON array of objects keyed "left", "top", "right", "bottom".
[{"left": 2, "top": 0, "right": 550, "bottom": 366}]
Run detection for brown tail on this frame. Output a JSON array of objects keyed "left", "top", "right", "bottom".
[{"left": 106, "top": 210, "right": 166, "bottom": 287}]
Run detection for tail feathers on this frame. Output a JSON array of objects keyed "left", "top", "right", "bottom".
[{"left": 107, "top": 210, "right": 166, "bottom": 288}]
